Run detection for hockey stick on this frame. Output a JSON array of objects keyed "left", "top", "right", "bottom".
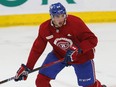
[{"left": 0, "top": 58, "right": 64, "bottom": 85}]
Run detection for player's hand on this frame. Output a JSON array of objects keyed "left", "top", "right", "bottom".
[
  {"left": 14, "top": 64, "right": 31, "bottom": 81},
  {"left": 63, "top": 45, "right": 82, "bottom": 66}
]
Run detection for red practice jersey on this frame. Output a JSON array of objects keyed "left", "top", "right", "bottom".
[{"left": 26, "top": 15, "right": 98, "bottom": 69}]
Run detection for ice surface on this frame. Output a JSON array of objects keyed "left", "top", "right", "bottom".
[{"left": 0, "top": 23, "right": 116, "bottom": 87}]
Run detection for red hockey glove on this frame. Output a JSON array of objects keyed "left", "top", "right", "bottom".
[
  {"left": 14, "top": 64, "right": 31, "bottom": 81},
  {"left": 63, "top": 45, "right": 82, "bottom": 66}
]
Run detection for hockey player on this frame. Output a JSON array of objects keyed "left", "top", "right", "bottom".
[{"left": 14, "top": 2, "right": 105, "bottom": 87}]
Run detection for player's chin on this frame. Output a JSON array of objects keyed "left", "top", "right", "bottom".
[{"left": 58, "top": 25, "right": 63, "bottom": 27}]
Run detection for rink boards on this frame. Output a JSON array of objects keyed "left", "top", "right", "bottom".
[{"left": 0, "top": 11, "right": 116, "bottom": 27}]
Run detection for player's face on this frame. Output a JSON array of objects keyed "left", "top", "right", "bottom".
[{"left": 53, "top": 14, "right": 66, "bottom": 27}]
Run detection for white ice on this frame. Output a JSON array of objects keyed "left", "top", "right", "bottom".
[{"left": 0, "top": 23, "right": 116, "bottom": 87}]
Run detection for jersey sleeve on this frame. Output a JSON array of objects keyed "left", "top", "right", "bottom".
[
  {"left": 76, "top": 18, "right": 98, "bottom": 54},
  {"left": 26, "top": 26, "right": 47, "bottom": 70}
]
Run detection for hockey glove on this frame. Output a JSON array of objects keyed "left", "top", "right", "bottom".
[
  {"left": 14, "top": 64, "right": 31, "bottom": 81},
  {"left": 63, "top": 45, "right": 82, "bottom": 66}
]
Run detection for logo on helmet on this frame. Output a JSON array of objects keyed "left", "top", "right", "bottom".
[{"left": 49, "top": 2, "right": 66, "bottom": 16}]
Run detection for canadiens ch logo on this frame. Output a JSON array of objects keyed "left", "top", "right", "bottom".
[{"left": 54, "top": 38, "right": 73, "bottom": 50}]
